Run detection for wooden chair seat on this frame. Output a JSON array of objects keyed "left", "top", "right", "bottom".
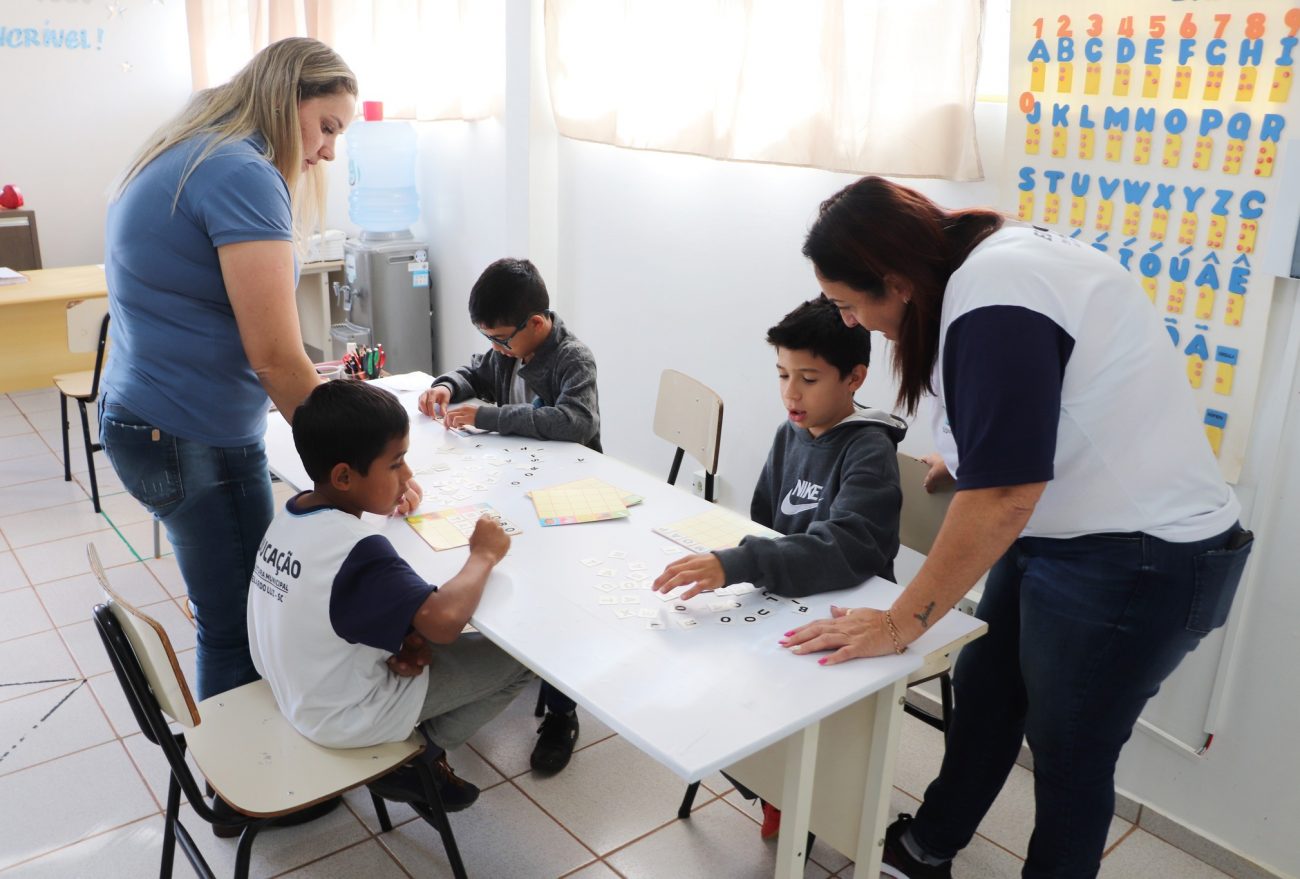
[{"left": 53, "top": 368, "right": 95, "bottom": 400}]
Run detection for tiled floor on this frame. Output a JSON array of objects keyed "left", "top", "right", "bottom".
[{"left": 0, "top": 387, "right": 1233, "bottom": 877}]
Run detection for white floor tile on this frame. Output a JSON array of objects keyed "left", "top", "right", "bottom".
[
  {"left": 13, "top": 530, "right": 137, "bottom": 585},
  {"left": 97, "top": 491, "right": 156, "bottom": 528},
  {"left": 0, "top": 477, "right": 88, "bottom": 518},
  {"left": 0, "top": 814, "right": 175, "bottom": 879},
  {"left": 836, "top": 813, "right": 1026, "bottom": 878},
  {"left": 279, "top": 839, "right": 412, "bottom": 878},
  {"left": 0, "top": 741, "right": 158, "bottom": 871},
  {"left": 0, "top": 550, "right": 29, "bottom": 592},
  {"left": 36, "top": 563, "right": 167, "bottom": 628},
  {"left": 464, "top": 684, "right": 615, "bottom": 780},
  {"left": 117, "top": 518, "right": 171, "bottom": 559},
  {"left": 0, "top": 588, "right": 53, "bottom": 642},
  {"left": 0, "top": 412, "right": 29, "bottom": 435},
  {"left": 0, "top": 630, "right": 81, "bottom": 702},
  {"left": 1100, "top": 828, "right": 1231, "bottom": 878},
  {"left": 10, "top": 390, "right": 62, "bottom": 416},
  {"left": 0, "top": 500, "right": 111, "bottom": 549},
  {"left": 0, "top": 454, "right": 64, "bottom": 490},
  {"left": 382, "top": 782, "right": 593, "bottom": 879},
  {"left": 120, "top": 732, "right": 207, "bottom": 812},
  {"left": 0, "top": 433, "right": 52, "bottom": 463},
  {"left": 513, "top": 734, "right": 687, "bottom": 855},
  {"left": 86, "top": 672, "right": 140, "bottom": 738},
  {"left": 564, "top": 862, "right": 621, "bottom": 878},
  {"left": 0, "top": 679, "right": 114, "bottom": 777},
  {"left": 144, "top": 556, "right": 187, "bottom": 598},
  {"left": 174, "top": 797, "right": 369, "bottom": 878}
]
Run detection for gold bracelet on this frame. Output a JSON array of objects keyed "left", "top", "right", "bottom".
[{"left": 883, "top": 610, "right": 906, "bottom": 654}]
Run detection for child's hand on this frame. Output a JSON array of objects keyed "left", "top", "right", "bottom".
[
  {"left": 392, "top": 478, "right": 424, "bottom": 516},
  {"left": 920, "top": 453, "right": 954, "bottom": 494},
  {"left": 652, "top": 552, "right": 725, "bottom": 600},
  {"left": 387, "top": 631, "right": 432, "bottom": 676},
  {"left": 418, "top": 385, "right": 452, "bottom": 420},
  {"left": 468, "top": 516, "right": 510, "bottom": 564},
  {"left": 444, "top": 405, "right": 479, "bottom": 430}
]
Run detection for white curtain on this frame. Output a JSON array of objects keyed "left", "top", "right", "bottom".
[
  {"left": 185, "top": 0, "right": 503, "bottom": 121},
  {"left": 545, "top": 0, "right": 986, "bottom": 180}
]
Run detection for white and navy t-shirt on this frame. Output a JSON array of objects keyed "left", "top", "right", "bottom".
[
  {"left": 932, "top": 225, "right": 1238, "bottom": 542},
  {"left": 247, "top": 494, "right": 434, "bottom": 748}
]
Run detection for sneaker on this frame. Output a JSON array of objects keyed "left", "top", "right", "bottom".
[
  {"left": 530, "top": 710, "right": 579, "bottom": 774},
  {"left": 881, "top": 813, "right": 952, "bottom": 879},
  {"left": 367, "top": 752, "right": 480, "bottom": 812},
  {"left": 210, "top": 793, "right": 342, "bottom": 839},
  {"left": 759, "top": 801, "right": 782, "bottom": 840}
]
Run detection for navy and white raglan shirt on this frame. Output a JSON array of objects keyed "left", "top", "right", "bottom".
[
  {"left": 247, "top": 494, "right": 434, "bottom": 748},
  {"left": 933, "top": 224, "right": 1239, "bottom": 541},
  {"left": 712, "top": 409, "right": 907, "bottom": 597}
]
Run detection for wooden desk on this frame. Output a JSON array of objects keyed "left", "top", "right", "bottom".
[
  {"left": 264, "top": 373, "right": 985, "bottom": 877},
  {"left": 0, "top": 264, "right": 107, "bottom": 393}
]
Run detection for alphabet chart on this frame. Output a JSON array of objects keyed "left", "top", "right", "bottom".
[
  {"left": 529, "top": 479, "right": 630, "bottom": 526},
  {"left": 1005, "top": 0, "right": 1300, "bottom": 480},
  {"left": 653, "top": 508, "right": 782, "bottom": 553},
  {"left": 407, "top": 503, "right": 522, "bottom": 551}
]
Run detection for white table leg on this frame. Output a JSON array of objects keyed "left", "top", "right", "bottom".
[
  {"left": 775, "top": 720, "right": 820, "bottom": 879},
  {"left": 853, "top": 677, "right": 909, "bottom": 875}
]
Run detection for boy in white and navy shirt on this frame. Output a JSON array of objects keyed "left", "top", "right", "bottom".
[{"left": 248, "top": 380, "right": 533, "bottom": 809}]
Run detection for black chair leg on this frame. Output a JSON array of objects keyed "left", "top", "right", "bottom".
[
  {"left": 77, "top": 399, "right": 101, "bottom": 512},
  {"left": 939, "top": 671, "right": 954, "bottom": 737},
  {"left": 704, "top": 471, "right": 714, "bottom": 503},
  {"left": 667, "top": 448, "right": 685, "bottom": 486},
  {"left": 59, "top": 394, "right": 72, "bottom": 482},
  {"left": 161, "top": 774, "right": 181, "bottom": 879},
  {"left": 232, "top": 821, "right": 269, "bottom": 879},
  {"left": 534, "top": 681, "right": 546, "bottom": 718},
  {"left": 372, "top": 791, "right": 394, "bottom": 832},
  {"left": 413, "top": 761, "right": 468, "bottom": 879},
  {"left": 677, "top": 781, "right": 701, "bottom": 819}
]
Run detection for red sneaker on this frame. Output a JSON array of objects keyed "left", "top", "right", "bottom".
[{"left": 760, "top": 801, "right": 782, "bottom": 840}]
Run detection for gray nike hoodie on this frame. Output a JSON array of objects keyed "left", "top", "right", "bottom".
[{"left": 713, "top": 408, "right": 907, "bottom": 598}]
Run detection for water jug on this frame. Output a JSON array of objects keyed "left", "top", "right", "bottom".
[{"left": 346, "top": 101, "right": 420, "bottom": 237}]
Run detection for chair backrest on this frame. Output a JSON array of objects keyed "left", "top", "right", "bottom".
[
  {"left": 66, "top": 299, "right": 111, "bottom": 399},
  {"left": 897, "top": 452, "right": 953, "bottom": 555},
  {"left": 653, "top": 369, "right": 723, "bottom": 475},
  {"left": 88, "top": 544, "right": 199, "bottom": 728}
]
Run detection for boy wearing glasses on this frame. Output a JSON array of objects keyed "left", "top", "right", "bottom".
[
  {"left": 417, "top": 257, "right": 600, "bottom": 774},
  {"left": 418, "top": 257, "right": 601, "bottom": 451}
]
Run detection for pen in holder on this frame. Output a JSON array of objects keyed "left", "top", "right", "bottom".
[{"left": 343, "top": 342, "right": 385, "bottom": 380}]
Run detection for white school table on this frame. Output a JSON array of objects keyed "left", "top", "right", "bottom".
[{"left": 264, "top": 373, "right": 985, "bottom": 877}]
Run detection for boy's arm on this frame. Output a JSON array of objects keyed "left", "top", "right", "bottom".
[
  {"left": 433, "top": 352, "right": 499, "bottom": 404},
  {"left": 473, "top": 351, "right": 599, "bottom": 444},
  {"left": 411, "top": 517, "right": 511, "bottom": 643},
  {"left": 714, "top": 438, "right": 902, "bottom": 597}
]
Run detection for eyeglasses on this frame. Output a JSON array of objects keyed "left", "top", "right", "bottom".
[{"left": 478, "top": 314, "right": 538, "bottom": 351}]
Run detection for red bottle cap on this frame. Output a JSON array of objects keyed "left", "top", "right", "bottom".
[{"left": 362, "top": 101, "right": 384, "bottom": 122}]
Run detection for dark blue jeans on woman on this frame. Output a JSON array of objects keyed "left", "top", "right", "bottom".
[
  {"left": 100, "top": 398, "right": 273, "bottom": 701},
  {"left": 909, "top": 526, "right": 1251, "bottom": 878}
]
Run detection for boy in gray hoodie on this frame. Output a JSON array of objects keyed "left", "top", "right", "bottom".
[
  {"left": 417, "top": 257, "right": 599, "bottom": 775},
  {"left": 653, "top": 295, "right": 906, "bottom": 840},
  {"left": 654, "top": 295, "right": 905, "bottom": 602}
]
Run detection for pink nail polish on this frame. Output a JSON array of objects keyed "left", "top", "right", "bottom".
[
  {"left": 818, "top": 658, "right": 828, "bottom": 665},
  {"left": 784, "top": 630, "right": 795, "bottom": 636}
]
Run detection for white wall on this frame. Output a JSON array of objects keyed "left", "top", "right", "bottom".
[{"left": 0, "top": 0, "right": 191, "bottom": 267}]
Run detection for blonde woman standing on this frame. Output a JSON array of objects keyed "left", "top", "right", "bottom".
[{"left": 100, "top": 38, "right": 420, "bottom": 708}]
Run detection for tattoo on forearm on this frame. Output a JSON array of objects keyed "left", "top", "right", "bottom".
[{"left": 914, "top": 602, "right": 936, "bottom": 629}]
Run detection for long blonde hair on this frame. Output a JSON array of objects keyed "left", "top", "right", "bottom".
[{"left": 115, "top": 37, "right": 357, "bottom": 243}]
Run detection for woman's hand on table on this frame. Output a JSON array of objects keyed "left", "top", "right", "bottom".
[
  {"left": 652, "top": 553, "right": 725, "bottom": 600},
  {"left": 780, "top": 606, "right": 899, "bottom": 666},
  {"left": 393, "top": 479, "right": 423, "bottom": 516}
]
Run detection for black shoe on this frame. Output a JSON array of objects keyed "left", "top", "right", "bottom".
[
  {"left": 881, "top": 813, "right": 952, "bottom": 879},
  {"left": 210, "top": 793, "right": 343, "bottom": 839},
  {"left": 367, "top": 752, "right": 480, "bottom": 812},
  {"left": 530, "top": 710, "right": 579, "bottom": 774}
]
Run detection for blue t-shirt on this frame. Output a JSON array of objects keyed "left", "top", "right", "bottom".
[{"left": 103, "top": 135, "right": 295, "bottom": 447}]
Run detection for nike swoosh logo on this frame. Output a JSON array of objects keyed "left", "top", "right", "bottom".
[{"left": 780, "top": 490, "right": 820, "bottom": 515}]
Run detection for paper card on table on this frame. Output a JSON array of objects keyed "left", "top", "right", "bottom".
[
  {"left": 530, "top": 480, "right": 629, "bottom": 527},
  {"left": 653, "top": 508, "right": 780, "bottom": 553},
  {"left": 527, "top": 477, "right": 644, "bottom": 508},
  {"left": 407, "top": 503, "right": 521, "bottom": 551}
]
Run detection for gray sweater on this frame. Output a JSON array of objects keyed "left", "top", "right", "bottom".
[
  {"left": 432, "top": 312, "right": 602, "bottom": 452},
  {"left": 713, "top": 408, "right": 906, "bottom": 598}
]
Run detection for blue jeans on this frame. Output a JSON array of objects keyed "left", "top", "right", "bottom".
[
  {"left": 100, "top": 398, "right": 273, "bottom": 701},
  {"left": 910, "top": 526, "right": 1251, "bottom": 878}
]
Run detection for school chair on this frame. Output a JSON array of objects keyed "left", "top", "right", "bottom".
[
  {"left": 54, "top": 302, "right": 162, "bottom": 556},
  {"left": 895, "top": 451, "right": 957, "bottom": 735},
  {"left": 672, "top": 451, "right": 958, "bottom": 821},
  {"left": 89, "top": 545, "right": 470, "bottom": 879},
  {"left": 653, "top": 369, "right": 723, "bottom": 502},
  {"left": 54, "top": 299, "right": 110, "bottom": 511}
]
